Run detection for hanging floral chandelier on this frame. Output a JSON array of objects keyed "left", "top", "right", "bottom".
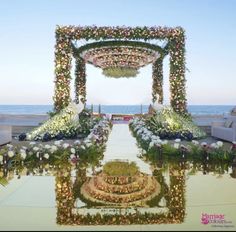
[{"left": 74, "top": 41, "right": 163, "bottom": 78}]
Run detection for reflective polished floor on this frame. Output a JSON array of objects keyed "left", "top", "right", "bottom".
[{"left": 0, "top": 124, "right": 236, "bottom": 231}]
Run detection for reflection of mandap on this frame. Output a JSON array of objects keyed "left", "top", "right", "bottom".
[
  {"left": 80, "top": 172, "right": 160, "bottom": 206},
  {"left": 230, "top": 162, "right": 236, "bottom": 178},
  {"left": 56, "top": 162, "right": 186, "bottom": 225}
]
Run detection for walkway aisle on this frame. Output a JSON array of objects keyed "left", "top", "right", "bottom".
[{"left": 102, "top": 123, "right": 152, "bottom": 174}]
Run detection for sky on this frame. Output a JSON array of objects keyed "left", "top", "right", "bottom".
[{"left": 0, "top": 0, "right": 236, "bottom": 105}]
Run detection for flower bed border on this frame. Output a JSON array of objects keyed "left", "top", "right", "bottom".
[{"left": 129, "top": 118, "right": 236, "bottom": 162}]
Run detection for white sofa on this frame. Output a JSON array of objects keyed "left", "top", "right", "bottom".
[
  {"left": 211, "top": 116, "right": 236, "bottom": 142},
  {"left": 0, "top": 125, "right": 12, "bottom": 146}
]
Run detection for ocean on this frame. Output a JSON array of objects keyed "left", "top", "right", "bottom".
[{"left": 0, "top": 105, "right": 234, "bottom": 115}]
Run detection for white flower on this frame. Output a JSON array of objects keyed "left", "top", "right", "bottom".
[
  {"left": 87, "top": 134, "right": 93, "bottom": 139},
  {"left": 216, "top": 141, "right": 223, "bottom": 148},
  {"left": 173, "top": 143, "right": 179, "bottom": 149},
  {"left": 85, "top": 142, "right": 92, "bottom": 147},
  {"left": 81, "top": 145, "right": 86, "bottom": 150},
  {"left": 29, "top": 142, "right": 36, "bottom": 145},
  {"left": 20, "top": 148, "right": 26, "bottom": 153},
  {"left": 192, "top": 140, "right": 199, "bottom": 145},
  {"left": 36, "top": 152, "right": 40, "bottom": 158},
  {"left": 21, "top": 146, "right": 27, "bottom": 150},
  {"left": 33, "top": 146, "right": 39, "bottom": 151},
  {"left": 26, "top": 134, "right": 32, "bottom": 140},
  {"left": 70, "top": 148, "right": 76, "bottom": 154},
  {"left": 54, "top": 140, "right": 62, "bottom": 146},
  {"left": 44, "top": 153, "right": 49, "bottom": 159},
  {"left": 63, "top": 143, "right": 70, "bottom": 149},
  {"left": 155, "top": 143, "right": 162, "bottom": 148},
  {"left": 175, "top": 139, "right": 181, "bottom": 143},
  {"left": 45, "top": 144, "right": 51, "bottom": 149},
  {"left": 50, "top": 145, "right": 58, "bottom": 153},
  {"left": 161, "top": 140, "right": 168, "bottom": 145},
  {"left": 142, "top": 150, "right": 147, "bottom": 155},
  {"left": 8, "top": 151, "right": 14, "bottom": 158},
  {"left": 74, "top": 140, "right": 81, "bottom": 145},
  {"left": 6, "top": 144, "right": 13, "bottom": 148},
  {"left": 149, "top": 141, "right": 155, "bottom": 149},
  {"left": 70, "top": 154, "right": 76, "bottom": 159},
  {"left": 20, "top": 152, "right": 27, "bottom": 160},
  {"left": 151, "top": 135, "right": 158, "bottom": 140},
  {"left": 0, "top": 156, "right": 3, "bottom": 163},
  {"left": 201, "top": 142, "right": 207, "bottom": 146},
  {"left": 210, "top": 143, "right": 217, "bottom": 149}
]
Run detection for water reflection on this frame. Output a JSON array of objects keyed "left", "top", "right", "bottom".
[
  {"left": 0, "top": 151, "right": 235, "bottom": 226},
  {"left": 55, "top": 161, "right": 186, "bottom": 225}
]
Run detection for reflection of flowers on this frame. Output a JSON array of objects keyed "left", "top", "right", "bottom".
[
  {"left": 8, "top": 151, "right": 14, "bottom": 158},
  {"left": 55, "top": 162, "right": 186, "bottom": 225}
]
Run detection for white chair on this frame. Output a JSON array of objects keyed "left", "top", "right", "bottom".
[
  {"left": 0, "top": 125, "right": 12, "bottom": 145},
  {"left": 211, "top": 116, "right": 236, "bottom": 142}
]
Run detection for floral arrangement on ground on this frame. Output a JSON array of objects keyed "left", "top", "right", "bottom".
[
  {"left": 0, "top": 119, "right": 112, "bottom": 179},
  {"left": 146, "top": 107, "right": 206, "bottom": 140},
  {"left": 19, "top": 103, "right": 98, "bottom": 142},
  {"left": 129, "top": 117, "right": 236, "bottom": 162}
]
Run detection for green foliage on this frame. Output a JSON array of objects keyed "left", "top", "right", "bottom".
[
  {"left": 0, "top": 177, "right": 8, "bottom": 187},
  {"left": 103, "top": 161, "right": 139, "bottom": 176},
  {"left": 102, "top": 67, "right": 139, "bottom": 78},
  {"left": 147, "top": 170, "right": 170, "bottom": 207},
  {"left": 73, "top": 40, "right": 165, "bottom": 57},
  {"left": 146, "top": 107, "right": 206, "bottom": 139},
  {"left": 55, "top": 26, "right": 187, "bottom": 113},
  {"left": 47, "top": 110, "right": 58, "bottom": 118}
]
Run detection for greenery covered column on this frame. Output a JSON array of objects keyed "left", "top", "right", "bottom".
[
  {"left": 152, "top": 59, "right": 164, "bottom": 104},
  {"left": 169, "top": 29, "right": 187, "bottom": 115},
  {"left": 75, "top": 57, "right": 86, "bottom": 104},
  {"left": 53, "top": 27, "right": 73, "bottom": 111},
  {"left": 56, "top": 167, "right": 74, "bottom": 224},
  {"left": 168, "top": 164, "right": 186, "bottom": 222}
]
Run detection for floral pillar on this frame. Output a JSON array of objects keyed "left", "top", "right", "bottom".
[
  {"left": 169, "top": 29, "right": 187, "bottom": 115},
  {"left": 53, "top": 26, "right": 187, "bottom": 115},
  {"left": 53, "top": 27, "right": 72, "bottom": 111},
  {"left": 75, "top": 57, "right": 86, "bottom": 104},
  {"left": 152, "top": 59, "right": 164, "bottom": 104},
  {"left": 168, "top": 165, "right": 186, "bottom": 222},
  {"left": 56, "top": 167, "right": 74, "bottom": 225}
]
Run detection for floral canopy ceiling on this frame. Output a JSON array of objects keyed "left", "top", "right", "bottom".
[
  {"left": 73, "top": 41, "right": 164, "bottom": 78},
  {"left": 54, "top": 25, "right": 187, "bottom": 115}
]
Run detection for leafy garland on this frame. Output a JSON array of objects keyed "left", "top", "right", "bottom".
[
  {"left": 54, "top": 33, "right": 72, "bottom": 111},
  {"left": 74, "top": 41, "right": 163, "bottom": 78},
  {"left": 54, "top": 25, "right": 187, "bottom": 114},
  {"left": 152, "top": 59, "right": 164, "bottom": 103},
  {"left": 73, "top": 40, "right": 165, "bottom": 56},
  {"left": 102, "top": 67, "right": 139, "bottom": 78},
  {"left": 169, "top": 35, "right": 187, "bottom": 115},
  {"left": 75, "top": 57, "right": 86, "bottom": 103}
]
